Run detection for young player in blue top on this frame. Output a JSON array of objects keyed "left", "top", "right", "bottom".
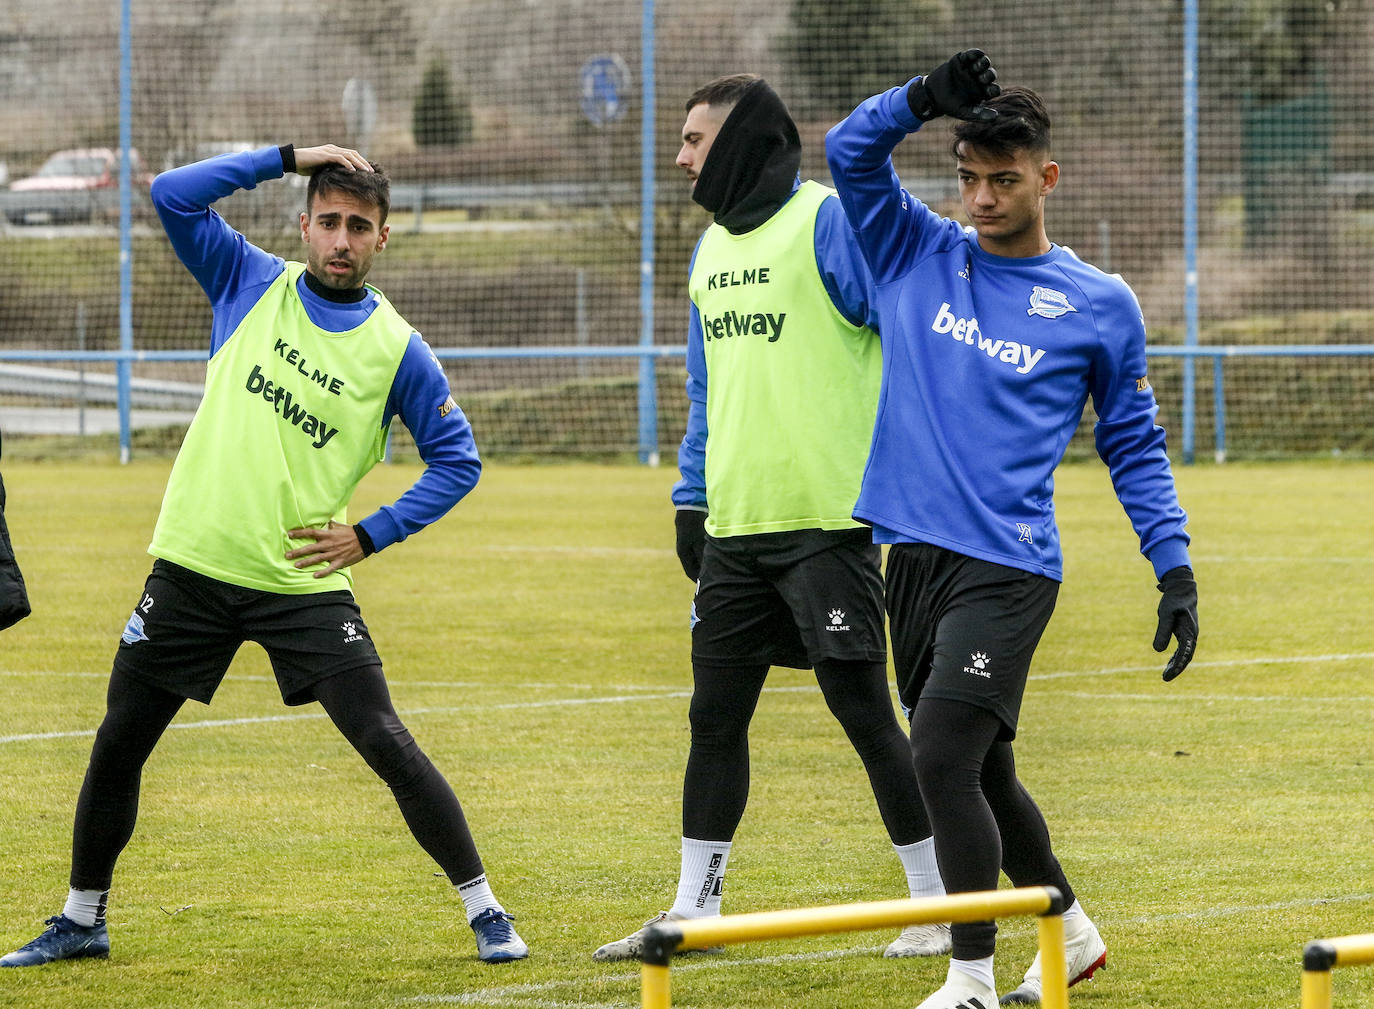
[
  {"left": 827, "top": 53, "right": 1200, "bottom": 1008},
  {"left": 0, "top": 143, "right": 527, "bottom": 968}
]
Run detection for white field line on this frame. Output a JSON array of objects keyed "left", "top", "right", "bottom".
[
  {"left": 412, "top": 999, "right": 669, "bottom": 1009},
  {"left": 1027, "top": 651, "right": 1374, "bottom": 681},
  {"left": 1111, "top": 891, "right": 1374, "bottom": 924},
  {"left": 3, "top": 651, "right": 1370, "bottom": 687},
  {"left": 404, "top": 893, "right": 1374, "bottom": 1007},
  {"left": 1059, "top": 691, "right": 1374, "bottom": 703},
  {"left": 1190, "top": 554, "right": 1368, "bottom": 564},
  {"left": 2, "top": 652, "right": 1372, "bottom": 745},
  {"left": 479, "top": 546, "right": 1366, "bottom": 564},
  {"left": 0, "top": 688, "right": 796, "bottom": 744},
  {"left": 485, "top": 546, "right": 1372, "bottom": 565},
  {"left": 0, "top": 669, "right": 679, "bottom": 691},
  {"left": 406, "top": 945, "right": 891, "bottom": 1006},
  {"left": 480, "top": 544, "right": 670, "bottom": 557},
  {"left": 5, "top": 651, "right": 1371, "bottom": 686},
  {"left": 5, "top": 676, "right": 1370, "bottom": 746}
]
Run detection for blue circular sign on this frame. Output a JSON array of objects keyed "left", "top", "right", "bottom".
[{"left": 580, "top": 54, "right": 631, "bottom": 127}]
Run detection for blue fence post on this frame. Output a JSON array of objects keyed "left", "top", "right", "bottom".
[
  {"left": 636, "top": 0, "right": 659, "bottom": 465},
  {"left": 1181, "top": 0, "right": 1199, "bottom": 465},
  {"left": 117, "top": 0, "right": 134, "bottom": 464},
  {"left": 1212, "top": 355, "right": 1226, "bottom": 463}
]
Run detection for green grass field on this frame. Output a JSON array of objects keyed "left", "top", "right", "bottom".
[{"left": 0, "top": 458, "right": 1370, "bottom": 1009}]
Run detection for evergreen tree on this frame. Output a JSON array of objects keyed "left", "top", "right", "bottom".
[{"left": 412, "top": 56, "right": 473, "bottom": 147}]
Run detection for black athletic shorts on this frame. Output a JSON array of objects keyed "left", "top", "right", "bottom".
[
  {"left": 691, "top": 527, "right": 886, "bottom": 669},
  {"left": 112, "top": 559, "right": 382, "bottom": 705},
  {"left": 885, "top": 543, "right": 1058, "bottom": 740}
]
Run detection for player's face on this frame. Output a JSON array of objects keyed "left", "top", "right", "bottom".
[
  {"left": 676, "top": 102, "right": 727, "bottom": 187},
  {"left": 300, "top": 191, "right": 389, "bottom": 290},
  {"left": 955, "top": 142, "right": 1059, "bottom": 258}
]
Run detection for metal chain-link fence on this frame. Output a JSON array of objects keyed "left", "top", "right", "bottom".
[{"left": 1, "top": 0, "right": 1370, "bottom": 459}]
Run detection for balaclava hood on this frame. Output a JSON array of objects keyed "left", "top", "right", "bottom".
[{"left": 691, "top": 78, "right": 802, "bottom": 235}]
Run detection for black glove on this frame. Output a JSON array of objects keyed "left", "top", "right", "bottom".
[
  {"left": 907, "top": 49, "right": 1001, "bottom": 123},
  {"left": 1153, "top": 566, "right": 1198, "bottom": 682},
  {"left": 674, "top": 509, "right": 707, "bottom": 582}
]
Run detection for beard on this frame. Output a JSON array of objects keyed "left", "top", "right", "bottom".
[{"left": 307, "top": 249, "right": 366, "bottom": 289}]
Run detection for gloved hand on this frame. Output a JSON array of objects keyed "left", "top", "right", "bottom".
[
  {"left": 675, "top": 509, "right": 707, "bottom": 582},
  {"left": 907, "top": 49, "right": 1001, "bottom": 122},
  {"left": 1153, "top": 566, "right": 1198, "bottom": 682}
]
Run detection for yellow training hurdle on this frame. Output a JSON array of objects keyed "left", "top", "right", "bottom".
[
  {"left": 1300, "top": 933, "right": 1374, "bottom": 1009},
  {"left": 638, "top": 885, "right": 1067, "bottom": 1009}
]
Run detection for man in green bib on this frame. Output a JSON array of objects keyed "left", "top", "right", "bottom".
[
  {"left": 592, "top": 75, "right": 945, "bottom": 963},
  {"left": 2, "top": 143, "right": 526, "bottom": 967}
]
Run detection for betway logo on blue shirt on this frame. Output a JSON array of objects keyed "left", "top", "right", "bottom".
[{"left": 931, "top": 303, "right": 1046, "bottom": 375}]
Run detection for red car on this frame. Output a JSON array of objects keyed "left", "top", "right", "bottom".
[{"left": 4, "top": 147, "right": 152, "bottom": 224}]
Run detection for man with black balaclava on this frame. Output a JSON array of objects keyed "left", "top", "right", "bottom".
[{"left": 590, "top": 74, "right": 949, "bottom": 964}]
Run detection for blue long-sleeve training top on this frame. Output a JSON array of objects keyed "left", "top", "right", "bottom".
[
  {"left": 150, "top": 146, "right": 480, "bottom": 553},
  {"left": 669, "top": 181, "right": 881, "bottom": 510},
  {"left": 825, "top": 83, "right": 1190, "bottom": 581}
]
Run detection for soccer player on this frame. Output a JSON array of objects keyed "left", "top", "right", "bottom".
[
  {"left": 0, "top": 429, "right": 32, "bottom": 631},
  {"left": 826, "top": 54, "right": 1199, "bottom": 1008},
  {"left": 592, "top": 74, "right": 948, "bottom": 963},
  {"left": 0, "top": 144, "right": 527, "bottom": 967}
]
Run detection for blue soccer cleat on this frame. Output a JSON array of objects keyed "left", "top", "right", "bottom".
[
  {"left": 469, "top": 908, "right": 528, "bottom": 963},
  {"left": 0, "top": 915, "right": 110, "bottom": 967}
]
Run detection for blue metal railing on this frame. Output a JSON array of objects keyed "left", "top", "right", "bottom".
[
  {"left": 1144, "top": 344, "right": 1374, "bottom": 462},
  {"left": 1, "top": 343, "right": 1371, "bottom": 463}
]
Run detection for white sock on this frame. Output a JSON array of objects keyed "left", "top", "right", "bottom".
[
  {"left": 456, "top": 873, "right": 502, "bottom": 923},
  {"left": 894, "top": 837, "right": 945, "bottom": 899},
  {"left": 669, "top": 837, "right": 731, "bottom": 918},
  {"left": 1062, "top": 898, "right": 1087, "bottom": 930},
  {"left": 949, "top": 955, "right": 996, "bottom": 992},
  {"left": 62, "top": 888, "right": 108, "bottom": 928}
]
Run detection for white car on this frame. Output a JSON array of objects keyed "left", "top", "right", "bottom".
[{"left": 4, "top": 147, "right": 152, "bottom": 224}]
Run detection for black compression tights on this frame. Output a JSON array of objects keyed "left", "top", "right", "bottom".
[
  {"left": 70, "top": 666, "right": 483, "bottom": 891},
  {"left": 682, "top": 659, "right": 930, "bottom": 844},
  {"left": 70, "top": 671, "right": 185, "bottom": 891},
  {"left": 910, "top": 697, "right": 1075, "bottom": 960}
]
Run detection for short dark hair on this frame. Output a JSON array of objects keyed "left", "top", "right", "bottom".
[
  {"left": 307, "top": 161, "right": 391, "bottom": 226},
  {"left": 685, "top": 73, "right": 761, "bottom": 113},
  {"left": 951, "top": 87, "right": 1051, "bottom": 161}
]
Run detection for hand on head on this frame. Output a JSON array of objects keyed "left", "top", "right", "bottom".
[{"left": 292, "top": 145, "right": 374, "bottom": 176}]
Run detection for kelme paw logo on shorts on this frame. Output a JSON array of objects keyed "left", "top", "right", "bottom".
[{"left": 963, "top": 652, "right": 992, "bottom": 678}]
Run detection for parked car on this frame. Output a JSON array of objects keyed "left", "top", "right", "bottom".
[{"left": 3, "top": 147, "right": 153, "bottom": 225}]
